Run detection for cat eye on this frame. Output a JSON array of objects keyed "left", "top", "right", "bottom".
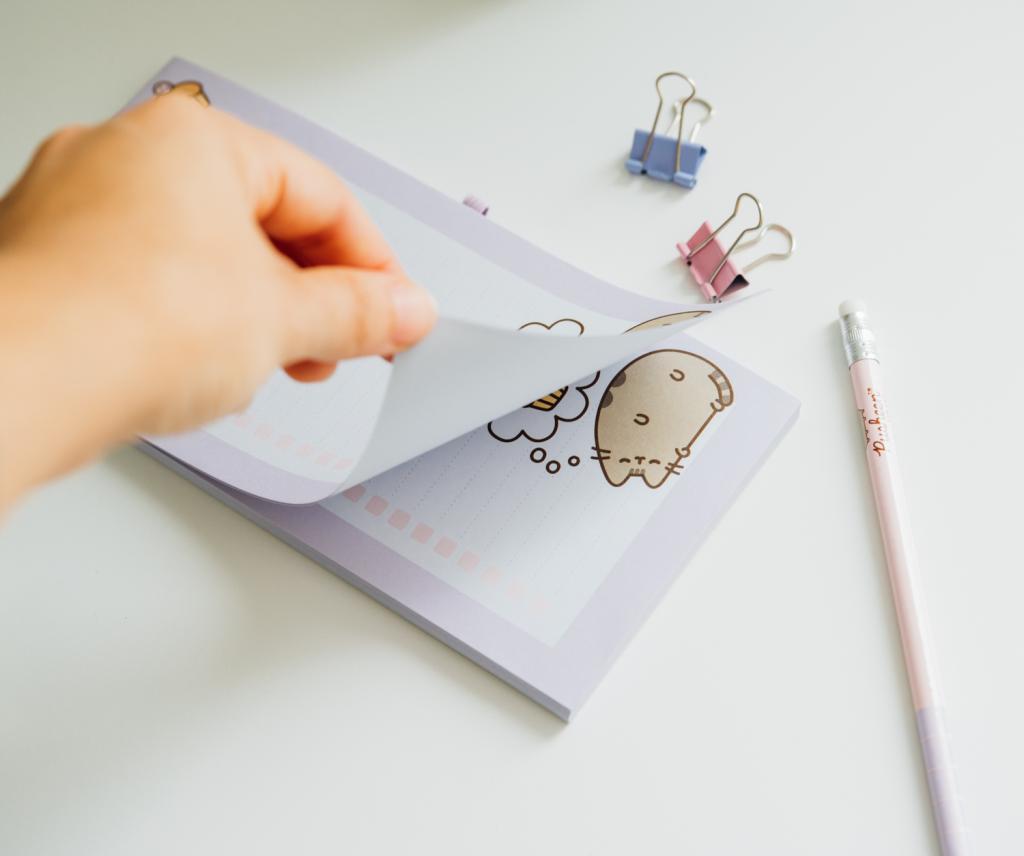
[
  {"left": 670, "top": 369, "right": 685, "bottom": 382},
  {"left": 633, "top": 413, "right": 650, "bottom": 426}
]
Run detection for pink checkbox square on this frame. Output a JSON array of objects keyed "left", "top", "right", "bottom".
[
  {"left": 366, "top": 495, "right": 388, "bottom": 516},
  {"left": 388, "top": 510, "right": 411, "bottom": 530},
  {"left": 315, "top": 452, "right": 335, "bottom": 467},
  {"left": 505, "top": 580, "right": 525, "bottom": 600},
  {"left": 458, "top": 552, "right": 480, "bottom": 572},
  {"left": 434, "top": 537, "right": 457, "bottom": 558},
  {"left": 333, "top": 457, "right": 354, "bottom": 471},
  {"left": 342, "top": 485, "right": 366, "bottom": 503},
  {"left": 276, "top": 434, "right": 295, "bottom": 450},
  {"left": 481, "top": 567, "right": 502, "bottom": 586},
  {"left": 255, "top": 423, "right": 274, "bottom": 440},
  {"left": 411, "top": 523, "right": 433, "bottom": 544}
]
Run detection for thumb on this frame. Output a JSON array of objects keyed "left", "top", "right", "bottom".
[{"left": 283, "top": 265, "right": 437, "bottom": 366}]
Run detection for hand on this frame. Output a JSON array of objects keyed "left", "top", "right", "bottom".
[{"left": 0, "top": 93, "right": 436, "bottom": 510}]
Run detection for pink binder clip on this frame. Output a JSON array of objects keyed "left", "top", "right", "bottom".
[{"left": 678, "top": 193, "right": 795, "bottom": 301}]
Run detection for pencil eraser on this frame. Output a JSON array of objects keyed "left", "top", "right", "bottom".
[{"left": 838, "top": 299, "right": 867, "bottom": 317}]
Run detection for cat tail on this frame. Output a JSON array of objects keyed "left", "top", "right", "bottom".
[{"left": 710, "top": 369, "right": 734, "bottom": 408}]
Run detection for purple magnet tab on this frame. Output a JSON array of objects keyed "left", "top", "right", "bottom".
[
  {"left": 625, "top": 131, "right": 707, "bottom": 188},
  {"left": 677, "top": 222, "right": 749, "bottom": 301},
  {"left": 462, "top": 195, "right": 490, "bottom": 216}
]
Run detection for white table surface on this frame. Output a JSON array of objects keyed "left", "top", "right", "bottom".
[{"left": 2, "top": 1, "right": 1021, "bottom": 853}]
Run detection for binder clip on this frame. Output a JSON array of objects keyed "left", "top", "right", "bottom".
[
  {"left": 626, "top": 72, "right": 712, "bottom": 188},
  {"left": 678, "top": 192, "right": 795, "bottom": 301}
]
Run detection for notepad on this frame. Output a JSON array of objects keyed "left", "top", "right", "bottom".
[{"left": 134, "top": 60, "right": 800, "bottom": 719}]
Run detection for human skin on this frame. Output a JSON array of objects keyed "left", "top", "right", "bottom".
[{"left": 0, "top": 93, "right": 437, "bottom": 514}]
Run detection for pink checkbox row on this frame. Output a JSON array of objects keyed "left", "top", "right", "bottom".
[
  {"left": 340, "top": 484, "right": 548, "bottom": 614},
  {"left": 231, "top": 413, "right": 353, "bottom": 473}
]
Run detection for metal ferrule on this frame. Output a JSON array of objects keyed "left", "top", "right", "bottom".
[{"left": 838, "top": 310, "right": 880, "bottom": 366}]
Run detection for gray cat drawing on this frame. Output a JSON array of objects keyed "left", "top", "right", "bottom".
[{"left": 592, "top": 349, "right": 734, "bottom": 488}]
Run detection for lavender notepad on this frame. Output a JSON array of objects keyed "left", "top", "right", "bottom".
[{"left": 133, "top": 59, "right": 799, "bottom": 720}]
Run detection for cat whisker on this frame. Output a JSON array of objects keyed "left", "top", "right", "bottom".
[{"left": 590, "top": 455, "right": 610, "bottom": 461}]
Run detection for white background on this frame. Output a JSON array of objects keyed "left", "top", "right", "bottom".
[{"left": 2, "top": 1, "right": 1022, "bottom": 853}]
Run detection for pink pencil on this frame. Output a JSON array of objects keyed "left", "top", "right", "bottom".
[{"left": 838, "top": 300, "right": 969, "bottom": 855}]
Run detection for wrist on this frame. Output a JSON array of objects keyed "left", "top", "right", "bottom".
[{"left": 0, "top": 248, "right": 142, "bottom": 510}]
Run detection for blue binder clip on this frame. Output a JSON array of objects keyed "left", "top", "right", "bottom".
[{"left": 626, "top": 72, "right": 713, "bottom": 188}]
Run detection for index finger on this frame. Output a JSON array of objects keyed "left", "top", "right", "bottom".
[{"left": 214, "top": 108, "right": 402, "bottom": 272}]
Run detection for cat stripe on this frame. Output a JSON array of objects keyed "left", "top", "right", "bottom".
[{"left": 710, "top": 369, "right": 734, "bottom": 406}]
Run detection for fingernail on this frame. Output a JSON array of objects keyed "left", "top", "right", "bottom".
[{"left": 390, "top": 282, "right": 437, "bottom": 346}]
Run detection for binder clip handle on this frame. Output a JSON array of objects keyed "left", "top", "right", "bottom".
[
  {"left": 669, "top": 97, "right": 714, "bottom": 144},
  {"left": 734, "top": 223, "right": 796, "bottom": 274},
  {"left": 639, "top": 71, "right": 697, "bottom": 171}
]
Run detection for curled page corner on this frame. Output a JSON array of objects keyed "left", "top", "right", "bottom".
[
  {"left": 340, "top": 313, "right": 716, "bottom": 491},
  {"left": 145, "top": 309, "right": 719, "bottom": 506}
]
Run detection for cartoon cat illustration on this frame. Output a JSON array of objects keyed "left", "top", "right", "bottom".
[
  {"left": 593, "top": 349, "right": 733, "bottom": 488},
  {"left": 624, "top": 310, "right": 710, "bottom": 333},
  {"left": 152, "top": 79, "right": 211, "bottom": 106}
]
